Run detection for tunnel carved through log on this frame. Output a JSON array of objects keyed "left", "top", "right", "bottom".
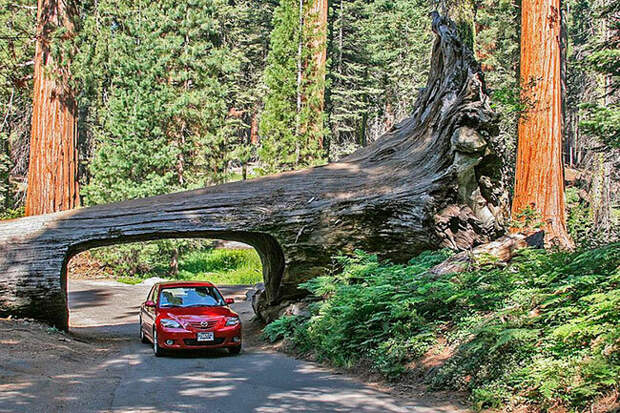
[{"left": 0, "top": 13, "right": 508, "bottom": 329}]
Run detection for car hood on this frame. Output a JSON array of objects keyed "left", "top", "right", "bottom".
[{"left": 158, "top": 306, "right": 237, "bottom": 322}]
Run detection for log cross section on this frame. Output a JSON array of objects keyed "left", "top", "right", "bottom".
[{"left": 0, "top": 14, "right": 507, "bottom": 329}]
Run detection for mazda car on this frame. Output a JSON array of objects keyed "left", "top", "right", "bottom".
[{"left": 139, "top": 281, "right": 242, "bottom": 356}]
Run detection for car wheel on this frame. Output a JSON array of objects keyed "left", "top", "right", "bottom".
[
  {"left": 139, "top": 316, "right": 149, "bottom": 343},
  {"left": 228, "top": 346, "right": 241, "bottom": 355},
  {"left": 153, "top": 328, "right": 165, "bottom": 357}
]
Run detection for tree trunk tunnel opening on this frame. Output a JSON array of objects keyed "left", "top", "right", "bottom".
[{"left": 57, "top": 232, "right": 286, "bottom": 331}]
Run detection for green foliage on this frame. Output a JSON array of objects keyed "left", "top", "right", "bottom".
[
  {"left": 327, "top": 0, "right": 432, "bottom": 153},
  {"left": 509, "top": 204, "right": 545, "bottom": 231},
  {"left": 271, "top": 244, "right": 620, "bottom": 410},
  {"left": 0, "top": 0, "right": 36, "bottom": 216},
  {"left": 579, "top": 103, "right": 620, "bottom": 148},
  {"left": 75, "top": 0, "right": 242, "bottom": 205},
  {"left": 567, "top": 0, "right": 620, "bottom": 150},
  {"left": 175, "top": 248, "right": 262, "bottom": 285},
  {"left": 0, "top": 206, "right": 24, "bottom": 221},
  {"left": 276, "top": 250, "right": 452, "bottom": 377},
  {"left": 263, "top": 315, "right": 304, "bottom": 343},
  {"left": 99, "top": 244, "right": 263, "bottom": 285},
  {"left": 70, "top": 0, "right": 275, "bottom": 267},
  {"left": 258, "top": 0, "right": 327, "bottom": 172}
]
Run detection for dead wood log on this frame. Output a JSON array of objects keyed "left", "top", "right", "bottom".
[
  {"left": 428, "top": 231, "right": 544, "bottom": 277},
  {"left": 0, "top": 13, "right": 508, "bottom": 329}
]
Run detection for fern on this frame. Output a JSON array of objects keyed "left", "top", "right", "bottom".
[{"left": 266, "top": 243, "right": 620, "bottom": 411}]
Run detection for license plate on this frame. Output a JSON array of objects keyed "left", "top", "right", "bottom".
[{"left": 197, "top": 332, "right": 214, "bottom": 342}]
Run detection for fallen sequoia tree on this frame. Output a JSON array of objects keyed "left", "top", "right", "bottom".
[{"left": 0, "top": 13, "right": 510, "bottom": 329}]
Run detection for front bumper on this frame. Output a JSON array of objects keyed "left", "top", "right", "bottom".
[{"left": 157, "top": 325, "right": 242, "bottom": 350}]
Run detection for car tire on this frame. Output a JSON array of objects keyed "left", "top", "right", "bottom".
[
  {"left": 153, "top": 328, "right": 165, "bottom": 357},
  {"left": 139, "top": 316, "right": 149, "bottom": 344},
  {"left": 228, "top": 346, "right": 241, "bottom": 355}
]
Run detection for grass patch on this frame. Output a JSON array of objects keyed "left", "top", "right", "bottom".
[
  {"left": 264, "top": 244, "right": 620, "bottom": 411},
  {"left": 176, "top": 248, "right": 262, "bottom": 285},
  {"left": 115, "top": 276, "right": 145, "bottom": 285},
  {"left": 114, "top": 248, "right": 263, "bottom": 285}
]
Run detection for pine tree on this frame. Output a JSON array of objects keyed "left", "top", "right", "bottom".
[
  {"left": 76, "top": 0, "right": 240, "bottom": 205},
  {"left": 474, "top": 0, "right": 521, "bottom": 185},
  {"left": 221, "top": 0, "right": 275, "bottom": 178},
  {"left": 327, "top": 0, "right": 432, "bottom": 157},
  {"left": 0, "top": 0, "right": 37, "bottom": 216},
  {"left": 577, "top": 0, "right": 619, "bottom": 149},
  {"left": 259, "top": 0, "right": 327, "bottom": 173}
]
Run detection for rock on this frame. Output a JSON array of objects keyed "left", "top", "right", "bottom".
[{"left": 250, "top": 284, "right": 267, "bottom": 320}]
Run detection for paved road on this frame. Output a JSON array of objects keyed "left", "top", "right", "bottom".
[{"left": 12, "top": 280, "right": 465, "bottom": 412}]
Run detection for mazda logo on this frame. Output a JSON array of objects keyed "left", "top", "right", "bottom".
[{"left": 200, "top": 321, "right": 209, "bottom": 327}]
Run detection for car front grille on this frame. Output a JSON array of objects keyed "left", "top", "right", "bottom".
[
  {"left": 187, "top": 321, "right": 217, "bottom": 330},
  {"left": 183, "top": 337, "right": 225, "bottom": 346}
]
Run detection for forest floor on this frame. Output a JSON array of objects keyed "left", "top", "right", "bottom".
[{"left": 0, "top": 277, "right": 469, "bottom": 412}]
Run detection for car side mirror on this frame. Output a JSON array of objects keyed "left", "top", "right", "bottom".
[
  {"left": 225, "top": 298, "right": 234, "bottom": 304},
  {"left": 144, "top": 300, "right": 156, "bottom": 308}
]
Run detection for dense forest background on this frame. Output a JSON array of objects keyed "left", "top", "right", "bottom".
[{"left": 0, "top": 0, "right": 618, "bottom": 274}]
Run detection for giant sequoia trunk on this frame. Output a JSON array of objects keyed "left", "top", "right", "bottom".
[
  {"left": 0, "top": 13, "right": 507, "bottom": 329},
  {"left": 512, "top": 0, "right": 573, "bottom": 248},
  {"left": 25, "top": 0, "right": 80, "bottom": 216},
  {"left": 308, "top": 0, "right": 328, "bottom": 139}
]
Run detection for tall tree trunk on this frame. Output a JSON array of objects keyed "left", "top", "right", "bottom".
[
  {"left": 25, "top": 0, "right": 79, "bottom": 216},
  {"left": 295, "top": 0, "right": 304, "bottom": 136},
  {"left": 250, "top": 111, "right": 259, "bottom": 145},
  {"left": 309, "top": 0, "right": 328, "bottom": 109},
  {"left": 1, "top": 89, "right": 14, "bottom": 210},
  {"left": 512, "top": 0, "right": 573, "bottom": 248},
  {"left": 170, "top": 247, "right": 179, "bottom": 276},
  {"left": 307, "top": 0, "right": 328, "bottom": 149},
  {"left": 296, "top": 0, "right": 328, "bottom": 148}
]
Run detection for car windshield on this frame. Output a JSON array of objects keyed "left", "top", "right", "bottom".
[{"left": 159, "top": 286, "right": 225, "bottom": 308}]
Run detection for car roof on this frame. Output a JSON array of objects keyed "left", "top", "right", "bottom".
[{"left": 155, "top": 281, "right": 215, "bottom": 288}]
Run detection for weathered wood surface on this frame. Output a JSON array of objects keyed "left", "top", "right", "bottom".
[
  {"left": 428, "top": 231, "right": 544, "bottom": 278},
  {"left": 0, "top": 13, "right": 508, "bottom": 329}
]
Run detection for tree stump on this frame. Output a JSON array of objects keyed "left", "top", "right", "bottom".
[{"left": 0, "top": 13, "right": 508, "bottom": 329}]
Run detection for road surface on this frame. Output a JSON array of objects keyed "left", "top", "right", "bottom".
[{"left": 1, "top": 279, "right": 466, "bottom": 412}]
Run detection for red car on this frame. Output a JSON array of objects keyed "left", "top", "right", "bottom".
[{"left": 139, "top": 281, "right": 242, "bottom": 356}]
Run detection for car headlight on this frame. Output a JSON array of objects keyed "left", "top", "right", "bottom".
[
  {"left": 225, "top": 317, "right": 240, "bottom": 326},
  {"left": 160, "top": 318, "right": 182, "bottom": 329}
]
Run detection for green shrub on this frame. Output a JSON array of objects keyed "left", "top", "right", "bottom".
[
  {"left": 107, "top": 245, "right": 263, "bottom": 285},
  {"left": 176, "top": 248, "right": 263, "bottom": 285},
  {"left": 0, "top": 206, "right": 24, "bottom": 220},
  {"left": 270, "top": 244, "right": 620, "bottom": 411},
  {"left": 263, "top": 315, "right": 304, "bottom": 343}
]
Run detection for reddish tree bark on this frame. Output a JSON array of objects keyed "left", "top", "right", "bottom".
[
  {"left": 301, "top": 0, "right": 328, "bottom": 149},
  {"left": 25, "top": 0, "right": 79, "bottom": 216},
  {"left": 309, "top": 0, "right": 328, "bottom": 82},
  {"left": 250, "top": 111, "right": 259, "bottom": 145},
  {"left": 512, "top": 0, "right": 573, "bottom": 248}
]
